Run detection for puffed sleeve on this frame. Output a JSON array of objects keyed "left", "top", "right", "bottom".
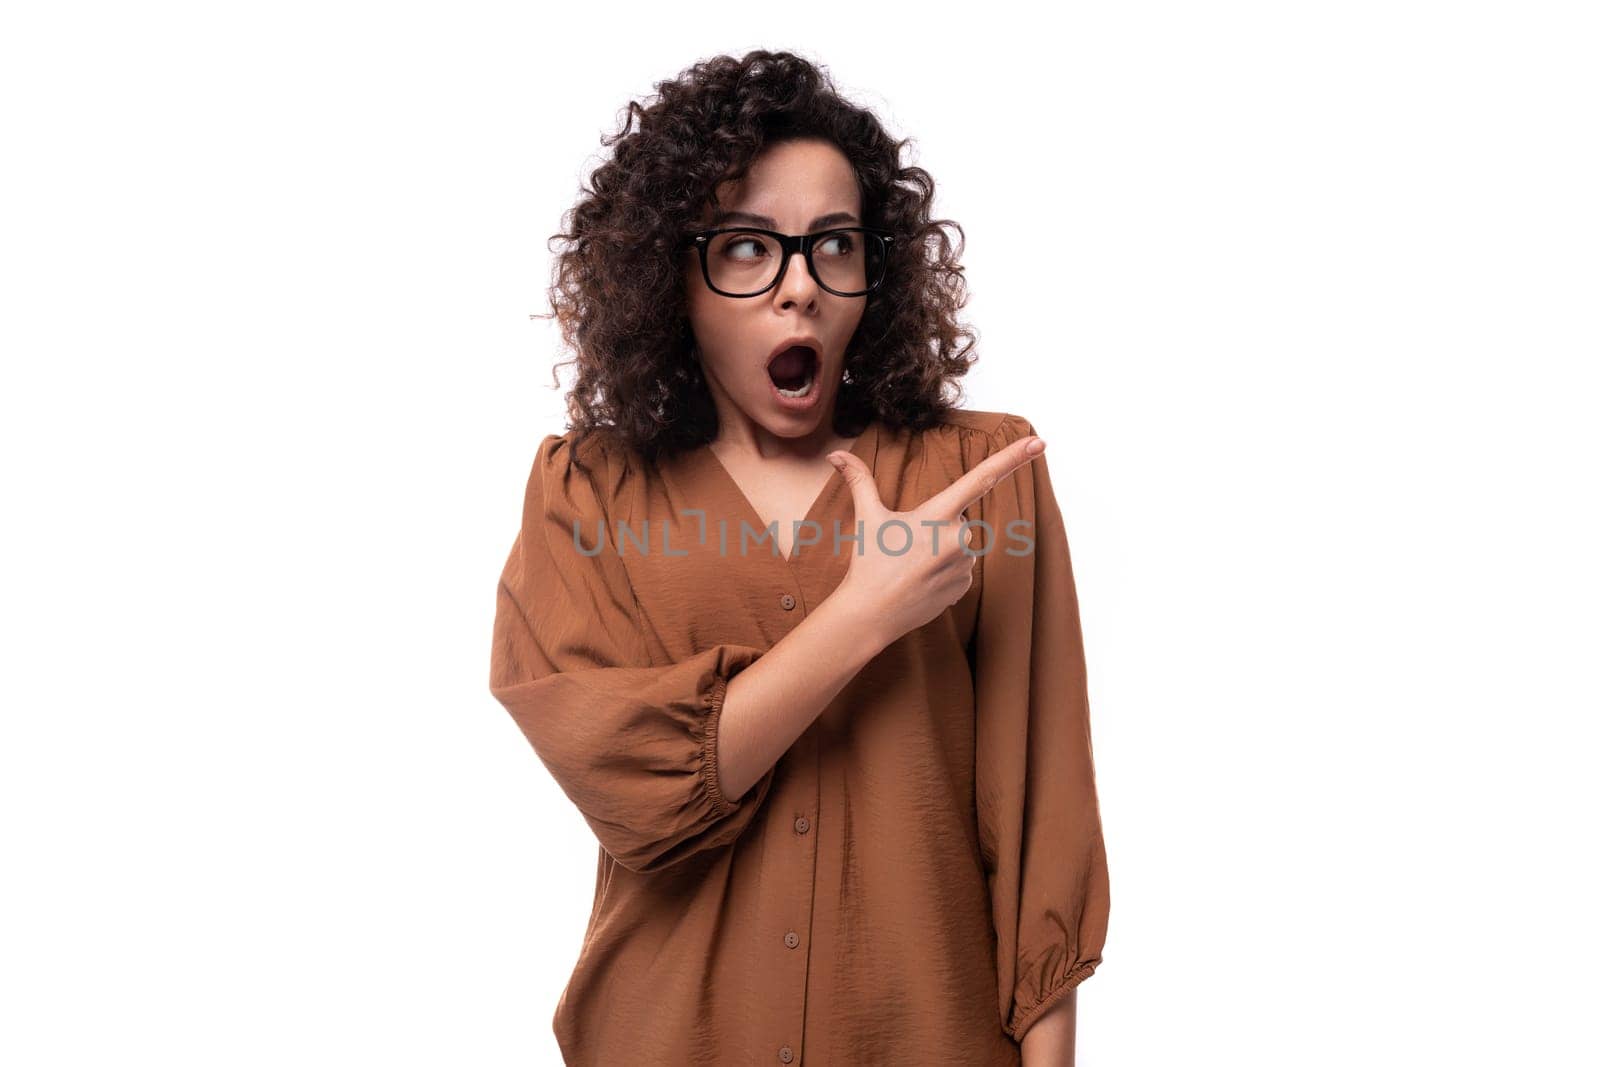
[
  {"left": 488, "top": 431, "right": 778, "bottom": 874},
  {"left": 970, "top": 414, "right": 1111, "bottom": 1044}
]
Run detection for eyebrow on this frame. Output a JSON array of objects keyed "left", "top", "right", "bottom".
[{"left": 709, "top": 209, "right": 860, "bottom": 230}]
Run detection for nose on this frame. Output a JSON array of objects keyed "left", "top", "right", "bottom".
[{"left": 774, "top": 247, "right": 820, "bottom": 304}]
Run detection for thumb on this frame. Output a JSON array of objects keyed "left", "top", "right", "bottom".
[{"left": 828, "top": 451, "right": 883, "bottom": 515}]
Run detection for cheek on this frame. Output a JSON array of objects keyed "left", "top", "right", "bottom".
[
  {"left": 683, "top": 265, "right": 734, "bottom": 324},
  {"left": 683, "top": 298, "right": 748, "bottom": 373},
  {"left": 837, "top": 297, "right": 868, "bottom": 334},
  {"left": 685, "top": 291, "right": 728, "bottom": 342}
]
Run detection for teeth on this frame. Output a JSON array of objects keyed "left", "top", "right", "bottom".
[{"left": 775, "top": 369, "right": 815, "bottom": 398}]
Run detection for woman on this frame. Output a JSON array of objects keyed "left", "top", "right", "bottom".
[{"left": 490, "top": 50, "right": 1110, "bottom": 1065}]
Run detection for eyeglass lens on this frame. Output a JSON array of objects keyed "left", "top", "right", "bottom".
[{"left": 705, "top": 229, "right": 885, "bottom": 296}]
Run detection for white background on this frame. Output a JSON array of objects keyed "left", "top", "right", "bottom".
[{"left": 3, "top": 2, "right": 1596, "bottom": 1064}]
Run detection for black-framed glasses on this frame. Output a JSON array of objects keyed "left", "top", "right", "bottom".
[{"left": 680, "top": 226, "right": 895, "bottom": 298}]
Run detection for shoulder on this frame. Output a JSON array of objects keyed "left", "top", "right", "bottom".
[
  {"left": 522, "top": 426, "right": 635, "bottom": 527},
  {"left": 535, "top": 425, "right": 616, "bottom": 479},
  {"left": 912, "top": 408, "right": 1040, "bottom": 464},
  {"left": 917, "top": 409, "right": 1055, "bottom": 523}
]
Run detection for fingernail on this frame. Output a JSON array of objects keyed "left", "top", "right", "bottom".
[
  {"left": 827, "top": 453, "right": 844, "bottom": 469},
  {"left": 1026, "top": 438, "right": 1046, "bottom": 455}
]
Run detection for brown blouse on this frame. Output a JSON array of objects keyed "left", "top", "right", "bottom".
[{"left": 488, "top": 408, "right": 1110, "bottom": 1065}]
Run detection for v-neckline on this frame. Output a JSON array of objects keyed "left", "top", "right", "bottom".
[{"left": 688, "top": 420, "right": 879, "bottom": 565}]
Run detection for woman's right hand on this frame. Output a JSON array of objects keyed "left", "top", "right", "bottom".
[{"left": 825, "top": 431, "right": 1047, "bottom": 651}]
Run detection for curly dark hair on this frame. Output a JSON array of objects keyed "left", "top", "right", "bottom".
[{"left": 535, "top": 48, "right": 979, "bottom": 468}]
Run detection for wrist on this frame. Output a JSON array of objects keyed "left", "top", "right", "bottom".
[{"left": 818, "top": 585, "right": 893, "bottom": 661}]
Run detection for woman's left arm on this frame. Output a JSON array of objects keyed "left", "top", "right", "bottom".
[
  {"left": 1019, "top": 989, "right": 1077, "bottom": 1065},
  {"left": 968, "top": 414, "right": 1111, "bottom": 1052}
]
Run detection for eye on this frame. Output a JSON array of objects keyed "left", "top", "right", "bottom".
[
  {"left": 722, "top": 234, "right": 769, "bottom": 260},
  {"left": 816, "top": 231, "right": 856, "bottom": 257}
]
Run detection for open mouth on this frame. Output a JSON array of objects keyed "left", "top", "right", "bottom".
[{"left": 766, "top": 345, "right": 820, "bottom": 398}]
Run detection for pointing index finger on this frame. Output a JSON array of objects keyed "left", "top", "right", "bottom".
[{"left": 925, "top": 433, "right": 1045, "bottom": 518}]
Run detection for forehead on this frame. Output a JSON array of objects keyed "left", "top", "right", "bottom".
[{"left": 705, "top": 139, "right": 860, "bottom": 226}]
